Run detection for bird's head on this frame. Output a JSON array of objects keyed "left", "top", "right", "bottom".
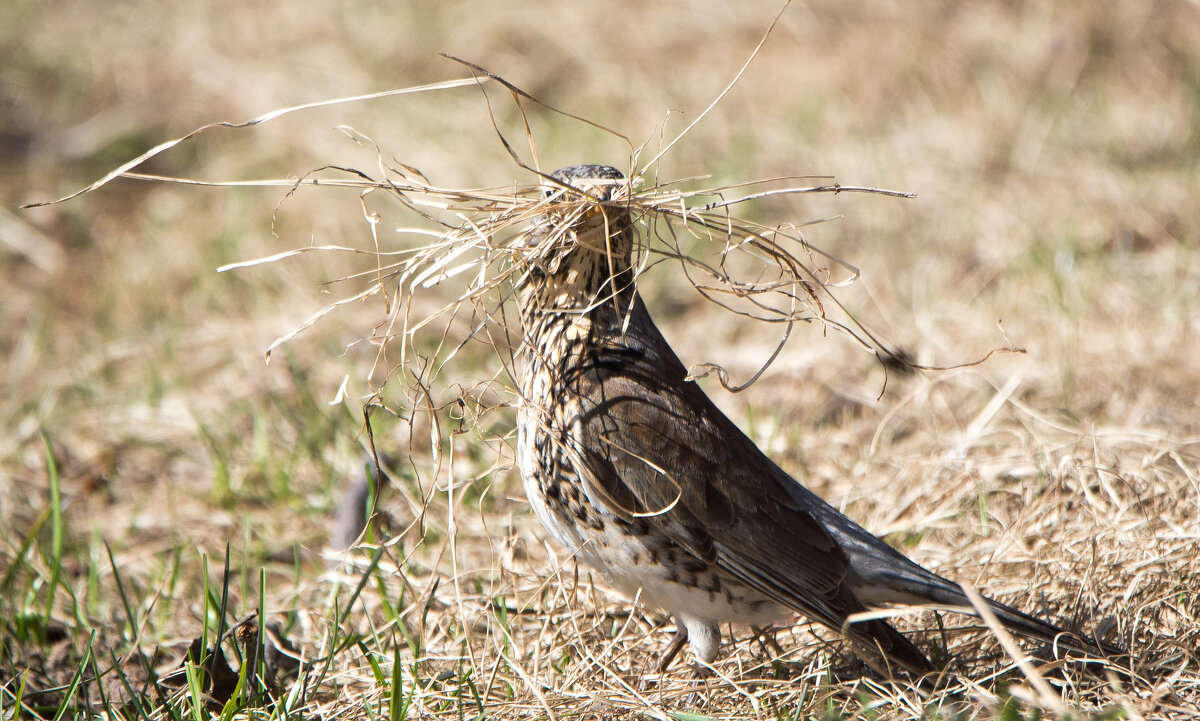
[{"left": 518, "top": 164, "right": 637, "bottom": 313}]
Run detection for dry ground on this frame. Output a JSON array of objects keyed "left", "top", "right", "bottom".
[{"left": 3, "top": 2, "right": 1199, "bottom": 719}]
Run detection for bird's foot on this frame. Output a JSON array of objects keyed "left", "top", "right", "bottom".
[
  {"left": 678, "top": 666, "right": 714, "bottom": 709},
  {"left": 637, "top": 625, "right": 689, "bottom": 693}
]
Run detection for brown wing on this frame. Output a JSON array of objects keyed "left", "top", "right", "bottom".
[
  {"left": 569, "top": 325, "right": 933, "bottom": 672},
  {"left": 567, "top": 327, "right": 863, "bottom": 633}
]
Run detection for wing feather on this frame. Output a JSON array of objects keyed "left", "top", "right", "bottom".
[{"left": 567, "top": 328, "right": 867, "bottom": 627}]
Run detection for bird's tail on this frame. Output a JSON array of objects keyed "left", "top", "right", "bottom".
[
  {"left": 968, "top": 589, "right": 1126, "bottom": 659},
  {"left": 880, "top": 566, "right": 1126, "bottom": 660}
]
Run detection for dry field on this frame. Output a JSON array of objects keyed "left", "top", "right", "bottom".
[{"left": 3, "top": 2, "right": 1199, "bottom": 719}]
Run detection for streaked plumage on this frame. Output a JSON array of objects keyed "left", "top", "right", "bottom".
[{"left": 514, "top": 164, "right": 1118, "bottom": 675}]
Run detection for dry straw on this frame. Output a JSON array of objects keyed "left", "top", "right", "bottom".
[{"left": 24, "top": 24, "right": 1192, "bottom": 718}]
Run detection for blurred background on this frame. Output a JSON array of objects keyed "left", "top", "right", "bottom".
[{"left": 2, "top": 0, "right": 1198, "bottom": 712}]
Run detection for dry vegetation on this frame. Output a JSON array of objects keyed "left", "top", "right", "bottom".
[{"left": 3, "top": 1, "right": 1199, "bottom": 719}]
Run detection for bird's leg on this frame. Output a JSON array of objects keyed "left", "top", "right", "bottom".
[
  {"left": 674, "top": 618, "right": 721, "bottom": 707},
  {"left": 656, "top": 623, "right": 689, "bottom": 675},
  {"left": 657, "top": 617, "right": 720, "bottom": 672},
  {"left": 636, "top": 623, "right": 688, "bottom": 693}
]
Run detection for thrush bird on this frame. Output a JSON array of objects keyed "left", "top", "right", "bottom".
[{"left": 514, "top": 164, "right": 1119, "bottom": 676}]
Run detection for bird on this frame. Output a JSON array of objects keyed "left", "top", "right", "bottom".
[{"left": 513, "top": 163, "right": 1120, "bottom": 677}]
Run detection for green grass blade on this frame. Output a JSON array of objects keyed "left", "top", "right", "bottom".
[
  {"left": 50, "top": 628, "right": 96, "bottom": 721},
  {"left": 39, "top": 431, "right": 65, "bottom": 632}
]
